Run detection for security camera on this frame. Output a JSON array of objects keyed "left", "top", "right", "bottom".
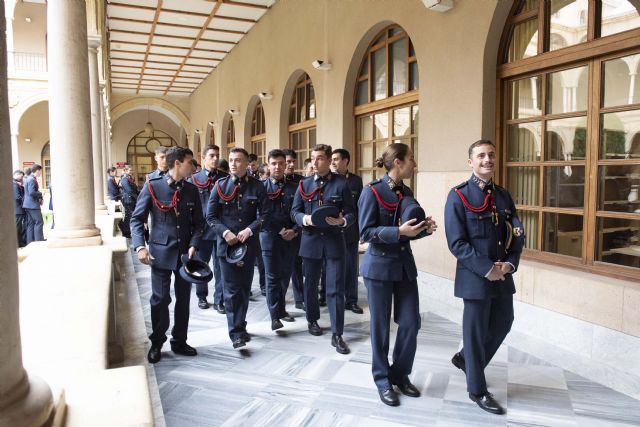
[
  {"left": 208, "top": 121, "right": 215, "bottom": 126},
  {"left": 195, "top": 129, "right": 201, "bottom": 134},
  {"left": 312, "top": 59, "right": 332, "bottom": 71},
  {"left": 421, "top": 0, "right": 454, "bottom": 12},
  {"left": 228, "top": 108, "right": 239, "bottom": 116},
  {"left": 258, "top": 91, "right": 273, "bottom": 100}
]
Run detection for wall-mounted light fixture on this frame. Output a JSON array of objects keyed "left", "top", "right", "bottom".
[
  {"left": 25, "top": 17, "right": 32, "bottom": 23},
  {"left": 311, "top": 59, "right": 332, "bottom": 71},
  {"left": 258, "top": 91, "right": 273, "bottom": 100},
  {"left": 421, "top": 0, "right": 454, "bottom": 12},
  {"left": 24, "top": 137, "right": 31, "bottom": 143},
  {"left": 228, "top": 108, "right": 239, "bottom": 116}
]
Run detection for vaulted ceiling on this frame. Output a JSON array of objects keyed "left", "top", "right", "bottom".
[{"left": 106, "top": 0, "right": 274, "bottom": 96}]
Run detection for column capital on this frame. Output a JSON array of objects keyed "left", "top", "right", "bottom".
[{"left": 87, "top": 34, "right": 102, "bottom": 50}]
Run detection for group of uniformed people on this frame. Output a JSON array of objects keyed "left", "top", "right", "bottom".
[
  {"left": 118, "top": 138, "right": 523, "bottom": 415},
  {"left": 12, "top": 164, "right": 45, "bottom": 246}
]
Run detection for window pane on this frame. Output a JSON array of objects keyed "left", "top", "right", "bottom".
[
  {"left": 296, "top": 86, "right": 306, "bottom": 123},
  {"left": 390, "top": 39, "right": 407, "bottom": 96},
  {"left": 597, "top": 217, "right": 640, "bottom": 268},
  {"left": 507, "top": 166, "right": 540, "bottom": 206},
  {"left": 519, "top": 210, "right": 539, "bottom": 249},
  {"left": 372, "top": 48, "right": 386, "bottom": 101},
  {"left": 393, "top": 107, "right": 411, "bottom": 137},
  {"left": 600, "top": 0, "right": 640, "bottom": 37},
  {"left": 544, "top": 166, "right": 585, "bottom": 208},
  {"left": 603, "top": 53, "right": 640, "bottom": 108},
  {"left": 361, "top": 170, "right": 374, "bottom": 185},
  {"left": 359, "top": 115, "right": 373, "bottom": 141},
  {"left": 360, "top": 142, "right": 373, "bottom": 170},
  {"left": 375, "top": 140, "right": 388, "bottom": 160},
  {"left": 374, "top": 112, "right": 389, "bottom": 139},
  {"left": 517, "top": 0, "right": 539, "bottom": 14},
  {"left": 356, "top": 80, "right": 369, "bottom": 105},
  {"left": 597, "top": 165, "right": 640, "bottom": 212},
  {"left": 508, "top": 122, "right": 541, "bottom": 161},
  {"left": 510, "top": 76, "right": 542, "bottom": 119},
  {"left": 359, "top": 57, "right": 368, "bottom": 77},
  {"left": 543, "top": 212, "right": 583, "bottom": 257},
  {"left": 600, "top": 111, "right": 640, "bottom": 160},
  {"left": 412, "top": 105, "right": 419, "bottom": 133},
  {"left": 547, "top": 66, "right": 588, "bottom": 114},
  {"left": 545, "top": 117, "right": 588, "bottom": 160},
  {"left": 309, "top": 128, "right": 316, "bottom": 147},
  {"left": 409, "top": 61, "right": 419, "bottom": 91},
  {"left": 549, "top": 0, "right": 588, "bottom": 51},
  {"left": 507, "top": 18, "right": 538, "bottom": 62},
  {"left": 308, "top": 84, "right": 316, "bottom": 119}
]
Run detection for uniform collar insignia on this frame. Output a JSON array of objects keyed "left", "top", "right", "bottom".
[
  {"left": 206, "top": 168, "right": 217, "bottom": 178},
  {"left": 231, "top": 174, "right": 248, "bottom": 183},
  {"left": 314, "top": 172, "right": 331, "bottom": 182},
  {"left": 386, "top": 175, "right": 403, "bottom": 191},
  {"left": 471, "top": 174, "right": 493, "bottom": 191}
]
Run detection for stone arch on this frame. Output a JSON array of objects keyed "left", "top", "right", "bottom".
[
  {"left": 278, "top": 69, "right": 313, "bottom": 148},
  {"left": 110, "top": 97, "right": 190, "bottom": 134},
  {"left": 10, "top": 92, "right": 49, "bottom": 134}
]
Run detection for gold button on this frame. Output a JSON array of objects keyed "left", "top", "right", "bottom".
[
  {"left": 177, "top": 225, "right": 180, "bottom": 229},
  {"left": 177, "top": 238, "right": 181, "bottom": 242},
  {"left": 239, "top": 219, "right": 243, "bottom": 222},
  {"left": 382, "top": 252, "right": 386, "bottom": 256},
  {"left": 498, "top": 241, "right": 502, "bottom": 245},
  {"left": 401, "top": 247, "right": 405, "bottom": 251},
  {"left": 320, "top": 232, "right": 324, "bottom": 236}
]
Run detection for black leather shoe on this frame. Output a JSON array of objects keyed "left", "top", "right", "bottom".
[
  {"left": 170, "top": 342, "right": 197, "bottom": 356},
  {"left": 241, "top": 332, "right": 251, "bottom": 342},
  {"left": 391, "top": 377, "right": 420, "bottom": 397},
  {"left": 198, "top": 298, "right": 210, "bottom": 309},
  {"left": 295, "top": 302, "right": 306, "bottom": 311},
  {"left": 261, "top": 288, "right": 266, "bottom": 296},
  {"left": 345, "top": 303, "right": 364, "bottom": 314},
  {"left": 147, "top": 344, "right": 162, "bottom": 364},
  {"left": 469, "top": 392, "right": 505, "bottom": 415},
  {"left": 378, "top": 388, "right": 400, "bottom": 406},
  {"left": 331, "top": 334, "right": 350, "bottom": 354},
  {"left": 308, "top": 321, "right": 323, "bottom": 336},
  {"left": 452, "top": 351, "right": 466, "bottom": 373},
  {"left": 213, "top": 303, "right": 226, "bottom": 314},
  {"left": 280, "top": 312, "right": 295, "bottom": 322},
  {"left": 318, "top": 297, "right": 327, "bottom": 307},
  {"left": 232, "top": 338, "right": 246, "bottom": 349},
  {"left": 271, "top": 319, "right": 284, "bottom": 331}
]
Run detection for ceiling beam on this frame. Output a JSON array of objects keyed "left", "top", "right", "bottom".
[
  {"left": 108, "top": 2, "right": 257, "bottom": 23},
  {"left": 108, "top": 16, "right": 247, "bottom": 35},
  {"left": 111, "top": 48, "right": 221, "bottom": 61},
  {"left": 109, "top": 38, "right": 229, "bottom": 54},
  {"left": 136, "top": 0, "right": 162, "bottom": 94},
  {"left": 112, "top": 57, "right": 215, "bottom": 68},
  {"left": 110, "top": 29, "right": 237, "bottom": 46}
]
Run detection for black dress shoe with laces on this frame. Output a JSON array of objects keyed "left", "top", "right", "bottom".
[
  {"left": 345, "top": 303, "right": 364, "bottom": 314},
  {"left": 378, "top": 388, "right": 400, "bottom": 406},
  {"left": 452, "top": 351, "right": 466, "bottom": 373},
  {"left": 295, "top": 301, "right": 306, "bottom": 311},
  {"left": 241, "top": 331, "right": 251, "bottom": 342},
  {"left": 147, "top": 344, "right": 162, "bottom": 364},
  {"left": 469, "top": 392, "right": 505, "bottom": 415},
  {"left": 391, "top": 377, "right": 420, "bottom": 397},
  {"left": 331, "top": 334, "right": 350, "bottom": 354},
  {"left": 308, "top": 321, "right": 322, "bottom": 336},
  {"left": 198, "top": 298, "right": 210, "bottom": 309},
  {"left": 232, "top": 338, "right": 246, "bottom": 349},
  {"left": 280, "top": 312, "right": 295, "bottom": 322},
  {"left": 271, "top": 319, "right": 284, "bottom": 331},
  {"left": 212, "top": 303, "right": 226, "bottom": 314},
  {"left": 170, "top": 341, "right": 197, "bottom": 356},
  {"left": 318, "top": 297, "right": 327, "bottom": 307}
]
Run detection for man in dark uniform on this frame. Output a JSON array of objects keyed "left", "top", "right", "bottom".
[
  {"left": 206, "top": 148, "right": 271, "bottom": 349},
  {"left": 291, "top": 144, "right": 356, "bottom": 354},
  {"left": 283, "top": 149, "right": 305, "bottom": 311},
  {"left": 445, "top": 140, "right": 524, "bottom": 415},
  {"left": 331, "top": 148, "right": 364, "bottom": 314},
  {"left": 13, "top": 170, "right": 26, "bottom": 247},
  {"left": 187, "top": 144, "right": 228, "bottom": 313},
  {"left": 131, "top": 146, "right": 204, "bottom": 364},
  {"left": 147, "top": 146, "right": 169, "bottom": 181},
  {"left": 119, "top": 165, "right": 138, "bottom": 239},
  {"left": 247, "top": 153, "right": 259, "bottom": 178},
  {"left": 23, "top": 164, "right": 44, "bottom": 244},
  {"left": 261, "top": 149, "right": 298, "bottom": 331},
  {"left": 106, "top": 167, "right": 121, "bottom": 202}
]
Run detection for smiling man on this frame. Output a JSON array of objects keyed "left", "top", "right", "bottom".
[{"left": 444, "top": 140, "right": 525, "bottom": 415}]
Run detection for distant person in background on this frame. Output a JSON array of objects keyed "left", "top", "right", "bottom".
[
  {"left": 24, "top": 167, "right": 32, "bottom": 177},
  {"left": 48, "top": 184, "right": 54, "bottom": 229},
  {"left": 258, "top": 163, "right": 269, "bottom": 181},
  {"left": 248, "top": 153, "right": 259, "bottom": 178},
  {"left": 106, "top": 167, "right": 121, "bottom": 202},
  {"left": 147, "top": 146, "right": 169, "bottom": 180},
  {"left": 119, "top": 165, "right": 139, "bottom": 239},
  {"left": 23, "top": 164, "right": 44, "bottom": 244},
  {"left": 303, "top": 158, "right": 313, "bottom": 177},
  {"left": 218, "top": 159, "right": 230, "bottom": 174},
  {"left": 13, "top": 170, "right": 26, "bottom": 247}
]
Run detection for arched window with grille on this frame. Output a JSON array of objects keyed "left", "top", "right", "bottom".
[
  {"left": 498, "top": 0, "right": 640, "bottom": 278},
  {"left": 251, "top": 101, "right": 266, "bottom": 164},
  {"left": 288, "top": 73, "right": 316, "bottom": 174},
  {"left": 354, "top": 24, "right": 419, "bottom": 189},
  {"left": 126, "top": 129, "right": 177, "bottom": 186},
  {"left": 226, "top": 117, "right": 236, "bottom": 155}
]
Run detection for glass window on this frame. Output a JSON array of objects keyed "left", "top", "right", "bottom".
[
  {"left": 507, "top": 166, "right": 540, "bottom": 206},
  {"left": 547, "top": 66, "right": 588, "bottom": 114},
  {"left": 545, "top": 117, "right": 588, "bottom": 160},
  {"left": 409, "top": 61, "right": 419, "bottom": 91},
  {"left": 549, "top": 0, "right": 588, "bottom": 52},
  {"left": 518, "top": 0, "right": 539, "bottom": 14},
  {"left": 519, "top": 210, "right": 539, "bottom": 249},
  {"left": 600, "top": 111, "right": 640, "bottom": 160},
  {"left": 390, "top": 39, "right": 407, "bottom": 97},
  {"left": 508, "top": 122, "right": 542, "bottom": 161},
  {"left": 356, "top": 80, "right": 368, "bottom": 106},
  {"left": 597, "top": 165, "right": 640, "bottom": 212},
  {"left": 600, "top": 0, "right": 640, "bottom": 37},
  {"left": 126, "top": 129, "right": 177, "bottom": 185},
  {"left": 596, "top": 217, "right": 640, "bottom": 268},
  {"left": 510, "top": 76, "right": 542, "bottom": 119},
  {"left": 543, "top": 212, "right": 584, "bottom": 257},
  {"left": 372, "top": 48, "right": 386, "bottom": 101},
  {"left": 603, "top": 53, "right": 640, "bottom": 108},
  {"left": 507, "top": 19, "right": 538, "bottom": 62}
]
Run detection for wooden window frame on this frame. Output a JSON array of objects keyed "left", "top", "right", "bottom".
[
  {"left": 288, "top": 74, "right": 316, "bottom": 174},
  {"left": 126, "top": 129, "right": 176, "bottom": 186},
  {"left": 497, "top": 0, "right": 640, "bottom": 281},
  {"left": 251, "top": 101, "right": 267, "bottom": 164},
  {"left": 226, "top": 117, "right": 236, "bottom": 156}
]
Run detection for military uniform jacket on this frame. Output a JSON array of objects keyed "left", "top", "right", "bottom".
[
  {"left": 131, "top": 175, "right": 204, "bottom": 271},
  {"left": 291, "top": 172, "right": 356, "bottom": 260},
  {"left": 187, "top": 168, "right": 228, "bottom": 241},
  {"left": 13, "top": 180, "right": 25, "bottom": 215},
  {"left": 146, "top": 169, "right": 166, "bottom": 181},
  {"left": 444, "top": 175, "right": 525, "bottom": 300},
  {"left": 343, "top": 172, "right": 363, "bottom": 244},
  {"left": 358, "top": 174, "right": 419, "bottom": 282},
  {"left": 206, "top": 174, "right": 271, "bottom": 256},
  {"left": 120, "top": 173, "right": 139, "bottom": 201},
  {"left": 107, "top": 176, "right": 121, "bottom": 201},
  {"left": 22, "top": 175, "right": 42, "bottom": 209},
  {"left": 260, "top": 176, "right": 299, "bottom": 251},
  {"left": 285, "top": 172, "right": 304, "bottom": 184}
]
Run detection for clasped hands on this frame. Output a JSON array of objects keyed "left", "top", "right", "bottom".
[
  {"left": 487, "top": 262, "right": 512, "bottom": 281},
  {"left": 224, "top": 228, "right": 252, "bottom": 245}
]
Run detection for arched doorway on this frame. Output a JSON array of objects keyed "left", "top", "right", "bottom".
[
  {"left": 126, "top": 129, "right": 177, "bottom": 186},
  {"left": 353, "top": 24, "right": 419, "bottom": 189}
]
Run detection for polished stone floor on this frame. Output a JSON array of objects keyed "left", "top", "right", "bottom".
[{"left": 127, "top": 250, "right": 640, "bottom": 427}]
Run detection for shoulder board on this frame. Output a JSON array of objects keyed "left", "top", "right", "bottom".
[
  {"left": 454, "top": 181, "right": 468, "bottom": 190},
  {"left": 148, "top": 176, "right": 162, "bottom": 182},
  {"left": 367, "top": 179, "right": 382, "bottom": 187}
]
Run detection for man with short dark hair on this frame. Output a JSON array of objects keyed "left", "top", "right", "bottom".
[
  {"left": 147, "top": 146, "right": 169, "bottom": 180},
  {"left": 248, "top": 153, "right": 259, "bottom": 178},
  {"left": 331, "top": 148, "right": 364, "bottom": 314},
  {"left": 23, "top": 164, "right": 44, "bottom": 244},
  {"left": 13, "top": 170, "right": 26, "bottom": 247},
  {"left": 282, "top": 149, "right": 305, "bottom": 310},
  {"left": 119, "top": 165, "right": 138, "bottom": 239},
  {"left": 187, "top": 144, "right": 228, "bottom": 313},
  {"left": 207, "top": 147, "right": 271, "bottom": 349},
  {"left": 291, "top": 144, "right": 356, "bottom": 354},
  {"left": 131, "top": 146, "right": 204, "bottom": 364},
  {"left": 303, "top": 158, "right": 313, "bottom": 177},
  {"left": 106, "top": 167, "right": 121, "bottom": 201}
]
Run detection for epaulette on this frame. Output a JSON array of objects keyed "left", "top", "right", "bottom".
[
  {"left": 367, "top": 179, "right": 382, "bottom": 187},
  {"left": 454, "top": 181, "right": 468, "bottom": 190},
  {"left": 148, "top": 176, "right": 162, "bottom": 182}
]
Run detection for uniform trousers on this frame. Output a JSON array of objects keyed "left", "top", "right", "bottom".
[
  {"left": 149, "top": 266, "right": 192, "bottom": 345},
  {"left": 290, "top": 237, "right": 304, "bottom": 304},
  {"left": 303, "top": 256, "right": 344, "bottom": 335},
  {"left": 120, "top": 197, "right": 136, "bottom": 237},
  {"left": 261, "top": 236, "right": 296, "bottom": 320},
  {"left": 25, "top": 208, "right": 44, "bottom": 244},
  {"left": 16, "top": 213, "right": 27, "bottom": 247},
  {"left": 365, "top": 272, "right": 421, "bottom": 391},
  {"left": 195, "top": 238, "right": 223, "bottom": 306},
  {"left": 461, "top": 295, "right": 514, "bottom": 395},
  {"left": 344, "top": 241, "right": 360, "bottom": 305},
  {"left": 219, "top": 246, "right": 256, "bottom": 341}
]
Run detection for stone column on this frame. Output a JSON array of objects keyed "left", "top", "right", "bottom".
[
  {"left": 47, "top": 0, "right": 101, "bottom": 247},
  {"left": 0, "top": 2, "right": 54, "bottom": 425},
  {"left": 100, "top": 84, "right": 109, "bottom": 200},
  {"left": 88, "top": 36, "right": 107, "bottom": 213},
  {"left": 11, "top": 132, "right": 19, "bottom": 170}
]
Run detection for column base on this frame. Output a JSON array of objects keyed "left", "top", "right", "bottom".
[
  {"left": 48, "top": 227, "right": 102, "bottom": 248},
  {"left": 0, "top": 373, "right": 54, "bottom": 427},
  {"left": 95, "top": 204, "right": 108, "bottom": 215}
]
